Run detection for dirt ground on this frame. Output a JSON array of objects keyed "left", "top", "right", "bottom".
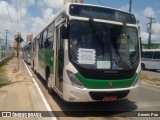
[
  {"left": 141, "top": 71, "right": 160, "bottom": 87},
  {"left": 0, "top": 57, "right": 51, "bottom": 120},
  {"left": 0, "top": 57, "right": 34, "bottom": 111}
]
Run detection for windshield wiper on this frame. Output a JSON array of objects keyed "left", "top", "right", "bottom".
[
  {"left": 117, "top": 22, "right": 127, "bottom": 45},
  {"left": 116, "top": 22, "right": 127, "bottom": 60},
  {"left": 89, "top": 18, "right": 105, "bottom": 58}
]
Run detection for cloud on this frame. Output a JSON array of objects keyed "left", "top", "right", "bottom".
[
  {"left": 0, "top": 0, "right": 31, "bottom": 46},
  {"left": 119, "top": 4, "right": 129, "bottom": 12},
  {"left": 31, "top": 17, "right": 45, "bottom": 35},
  {"left": 42, "top": 0, "right": 63, "bottom": 9},
  {"left": 0, "top": 1, "right": 18, "bottom": 44},
  {"left": 0, "top": 1, "right": 17, "bottom": 22},
  {"left": 30, "top": 8, "right": 55, "bottom": 36},
  {"left": 144, "top": 7, "right": 155, "bottom": 17},
  {"left": 42, "top": 8, "right": 55, "bottom": 22},
  {"left": 0, "top": 0, "right": 58, "bottom": 46},
  {"left": 12, "top": 0, "right": 35, "bottom": 8}
]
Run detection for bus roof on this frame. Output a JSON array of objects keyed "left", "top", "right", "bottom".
[
  {"left": 67, "top": 3, "right": 133, "bottom": 15},
  {"left": 33, "top": 3, "right": 136, "bottom": 40}
]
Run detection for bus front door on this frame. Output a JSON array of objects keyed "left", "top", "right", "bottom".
[{"left": 54, "top": 26, "right": 64, "bottom": 93}]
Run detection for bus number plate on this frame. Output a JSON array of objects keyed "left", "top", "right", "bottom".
[{"left": 103, "top": 96, "right": 117, "bottom": 102}]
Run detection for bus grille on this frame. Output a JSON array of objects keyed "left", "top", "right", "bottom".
[{"left": 89, "top": 91, "right": 130, "bottom": 100}]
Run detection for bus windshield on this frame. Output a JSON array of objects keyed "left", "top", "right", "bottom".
[{"left": 69, "top": 21, "right": 139, "bottom": 71}]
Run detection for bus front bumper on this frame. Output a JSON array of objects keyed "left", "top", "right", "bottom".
[{"left": 63, "top": 82, "right": 139, "bottom": 102}]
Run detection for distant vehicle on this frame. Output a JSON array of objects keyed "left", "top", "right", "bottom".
[
  {"left": 141, "top": 49, "right": 160, "bottom": 70},
  {"left": 23, "top": 42, "right": 31, "bottom": 64},
  {"left": 31, "top": 3, "right": 141, "bottom": 102}
]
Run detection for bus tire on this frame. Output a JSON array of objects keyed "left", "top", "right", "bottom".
[
  {"left": 33, "top": 60, "right": 35, "bottom": 71},
  {"left": 141, "top": 63, "right": 145, "bottom": 70},
  {"left": 46, "top": 67, "right": 52, "bottom": 94}
]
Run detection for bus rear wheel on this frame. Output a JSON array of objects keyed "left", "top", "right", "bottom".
[
  {"left": 33, "top": 60, "right": 34, "bottom": 71},
  {"left": 46, "top": 67, "right": 52, "bottom": 94}
]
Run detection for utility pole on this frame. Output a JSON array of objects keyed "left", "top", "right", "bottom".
[
  {"left": 129, "top": 0, "right": 132, "bottom": 12},
  {"left": 15, "top": 32, "right": 23, "bottom": 71},
  {"left": 18, "top": 32, "right": 20, "bottom": 70},
  {"left": 5, "top": 30, "right": 9, "bottom": 49},
  {"left": 146, "top": 17, "right": 155, "bottom": 49}
]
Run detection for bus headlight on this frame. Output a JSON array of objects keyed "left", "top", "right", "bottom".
[{"left": 66, "top": 70, "right": 84, "bottom": 89}]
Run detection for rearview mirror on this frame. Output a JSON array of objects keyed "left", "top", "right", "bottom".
[{"left": 61, "top": 25, "right": 68, "bottom": 39}]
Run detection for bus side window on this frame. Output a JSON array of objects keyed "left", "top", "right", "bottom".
[
  {"left": 141, "top": 51, "right": 144, "bottom": 58},
  {"left": 153, "top": 52, "right": 160, "bottom": 59},
  {"left": 42, "top": 29, "right": 47, "bottom": 50},
  {"left": 143, "top": 51, "right": 153, "bottom": 59},
  {"left": 44, "top": 39, "right": 49, "bottom": 48},
  {"left": 45, "top": 23, "right": 54, "bottom": 50},
  {"left": 39, "top": 34, "right": 43, "bottom": 50}
]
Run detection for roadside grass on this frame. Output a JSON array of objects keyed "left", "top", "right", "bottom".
[
  {"left": 0, "top": 58, "right": 12, "bottom": 86},
  {"left": 0, "top": 65, "right": 8, "bottom": 86},
  {"left": 141, "top": 73, "right": 160, "bottom": 86}
]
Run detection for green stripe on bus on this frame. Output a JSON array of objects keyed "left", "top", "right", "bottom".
[
  {"left": 76, "top": 73, "right": 137, "bottom": 89},
  {"left": 38, "top": 50, "right": 54, "bottom": 74}
]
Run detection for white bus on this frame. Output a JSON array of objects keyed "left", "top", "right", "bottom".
[
  {"left": 23, "top": 42, "right": 31, "bottom": 64},
  {"left": 31, "top": 3, "right": 141, "bottom": 102},
  {"left": 141, "top": 49, "right": 160, "bottom": 70}
]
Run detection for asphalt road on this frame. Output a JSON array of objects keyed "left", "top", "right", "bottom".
[{"left": 26, "top": 61, "right": 160, "bottom": 120}]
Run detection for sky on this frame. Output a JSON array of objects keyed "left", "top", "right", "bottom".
[{"left": 0, "top": 0, "right": 160, "bottom": 46}]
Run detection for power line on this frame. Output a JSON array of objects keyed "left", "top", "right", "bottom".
[
  {"left": 16, "top": 0, "right": 20, "bottom": 31},
  {"left": 5, "top": 0, "right": 13, "bottom": 24},
  {"left": 96, "top": 0, "right": 104, "bottom": 6},
  {"left": 18, "top": 0, "right": 22, "bottom": 31}
]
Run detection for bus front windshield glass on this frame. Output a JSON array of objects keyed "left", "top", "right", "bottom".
[{"left": 69, "top": 21, "right": 139, "bottom": 70}]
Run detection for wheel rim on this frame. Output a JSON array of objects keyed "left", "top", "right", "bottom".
[{"left": 47, "top": 77, "right": 51, "bottom": 88}]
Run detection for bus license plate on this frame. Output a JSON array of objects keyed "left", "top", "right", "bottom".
[{"left": 103, "top": 96, "right": 117, "bottom": 102}]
